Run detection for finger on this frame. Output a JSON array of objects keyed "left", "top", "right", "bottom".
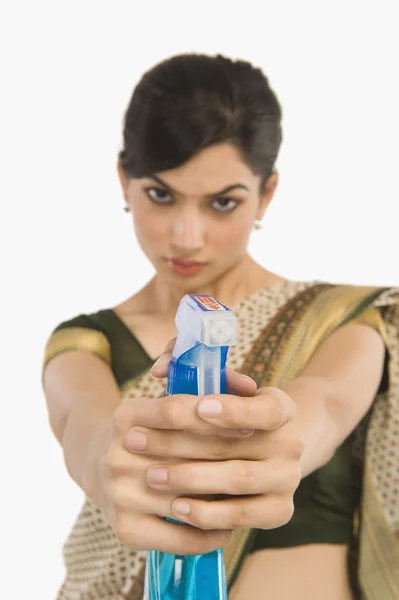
[
  {"left": 197, "top": 387, "right": 296, "bottom": 431},
  {"left": 114, "top": 512, "right": 233, "bottom": 555},
  {"left": 123, "top": 394, "right": 254, "bottom": 437},
  {"left": 151, "top": 338, "right": 257, "bottom": 396},
  {"left": 124, "top": 427, "right": 260, "bottom": 460},
  {"left": 226, "top": 367, "right": 257, "bottom": 397},
  {"left": 151, "top": 337, "right": 176, "bottom": 377},
  {"left": 171, "top": 493, "right": 295, "bottom": 531},
  {"left": 124, "top": 423, "right": 303, "bottom": 463},
  {"left": 109, "top": 474, "right": 234, "bottom": 551},
  {"left": 154, "top": 368, "right": 255, "bottom": 407},
  {"left": 146, "top": 459, "right": 300, "bottom": 496}
]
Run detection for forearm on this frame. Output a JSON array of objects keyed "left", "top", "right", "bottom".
[
  {"left": 283, "top": 375, "right": 340, "bottom": 477},
  {"left": 283, "top": 325, "right": 385, "bottom": 478},
  {"left": 61, "top": 393, "right": 116, "bottom": 508}
]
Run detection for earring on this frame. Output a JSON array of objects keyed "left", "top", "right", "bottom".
[
  {"left": 253, "top": 219, "right": 263, "bottom": 231},
  {"left": 124, "top": 205, "right": 132, "bottom": 213}
]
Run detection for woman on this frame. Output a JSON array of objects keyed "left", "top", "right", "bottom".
[{"left": 43, "top": 53, "right": 399, "bottom": 599}]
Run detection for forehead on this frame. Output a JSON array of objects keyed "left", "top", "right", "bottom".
[{"left": 155, "top": 143, "right": 259, "bottom": 195}]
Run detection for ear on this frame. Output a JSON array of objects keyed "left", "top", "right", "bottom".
[{"left": 258, "top": 170, "right": 279, "bottom": 219}]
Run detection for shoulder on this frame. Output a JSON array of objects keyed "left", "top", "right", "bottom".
[
  {"left": 44, "top": 309, "right": 114, "bottom": 369},
  {"left": 53, "top": 309, "right": 118, "bottom": 335},
  {"left": 43, "top": 305, "right": 154, "bottom": 388},
  {"left": 303, "top": 281, "right": 396, "bottom": 315},
  {"left": 316, "top": 283, "right": 399, "bottom": 328}
]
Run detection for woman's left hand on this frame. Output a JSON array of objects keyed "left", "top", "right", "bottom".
[{"left": 123, "top": 339, "right": 304, "bottom": 532}]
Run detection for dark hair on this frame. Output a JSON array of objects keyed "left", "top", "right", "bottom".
[{"left": 119, "top": 53, "right": 282, "bottom": 185}]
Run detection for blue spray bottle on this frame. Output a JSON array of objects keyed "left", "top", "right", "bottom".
[{"left": 144, "top": 294, "right": 237, "bottom": 600}]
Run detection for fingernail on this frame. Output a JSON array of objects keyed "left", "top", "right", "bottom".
[
  {"left": 151, "top": 355, "right": 169, "bottom": 372},
  {"left": 125, "top": 431, "right": 147, "bottom": 451},
  {"left": 241, "top": 374, "right": 255, "bottom": 383},
  {"left": 173, "top": 500, "right": 191, "bottom": 516},
  {"left": 197, "top": 398, "right": 222, "bottom": 417},
  {"left": 239, "top": 429, "right": 254, "bottom": 435},
  {"left": 147, "top": 467, "right": 168, "bottom": 484}
]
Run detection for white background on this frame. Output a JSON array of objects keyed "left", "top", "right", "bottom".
[{"left": 1, "top": 1, "right": 398, "bottom": 598}]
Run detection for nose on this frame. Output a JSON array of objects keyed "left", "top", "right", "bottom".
[{"left": 171, "top": 211, "right": 205, "bottom": 255}]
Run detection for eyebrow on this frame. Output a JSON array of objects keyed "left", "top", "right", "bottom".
[{"left": 149, "top": 175, "right": 250, "bottom": 197}]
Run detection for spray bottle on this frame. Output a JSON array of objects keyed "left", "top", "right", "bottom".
[{"left": 144, "top": 294, "right": 237, "bottom": 600}]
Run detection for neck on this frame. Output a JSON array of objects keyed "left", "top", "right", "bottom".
[{"left": 145, "top": 255, "right": 286, "bottom": 316}]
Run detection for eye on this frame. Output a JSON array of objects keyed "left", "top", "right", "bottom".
[
  {"left": 211, "top": 197, "right": 240, "bottom": 213},
  {"left": 145, "top": 187, "right": 172, "bottom": 204}
]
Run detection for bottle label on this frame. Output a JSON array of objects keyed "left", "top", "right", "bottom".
[{"left": 193, "top": 295, "right": 226, "bottom": 311}]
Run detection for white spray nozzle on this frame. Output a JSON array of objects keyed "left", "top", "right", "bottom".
[{"left": 173, "top": 294, "right": 237, "bottom": 361}]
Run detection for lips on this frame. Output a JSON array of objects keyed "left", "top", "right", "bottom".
[
  {"left": 170, "top": 258, "right": 203, "bottom": 267},
  {"left": 166, "top": 258, "right": 206, "bottom": 276}
]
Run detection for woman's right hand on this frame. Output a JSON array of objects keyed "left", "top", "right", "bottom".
[{"left": 99, "top": 400, "right": 235, "bottom": 556}]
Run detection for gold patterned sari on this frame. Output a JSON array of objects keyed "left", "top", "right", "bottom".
[{"left": 44, "top": 280, "right": 399, "bottom": 599}]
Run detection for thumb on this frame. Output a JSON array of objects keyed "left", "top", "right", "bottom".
[
  {"left": 151, "top": 337, "right": 176, "bottom": 378},
  {"left": 226, "top": 367, "right": 257, "bottom": 396}
]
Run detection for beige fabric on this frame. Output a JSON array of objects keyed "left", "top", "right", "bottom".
[
  {"left": 52, "top": 282, "right": 399, "bottom": 599},
  {"left": 56, "top": 280, "right": 311, "bottom": 599},
  {"left": 358, "top": 289, "right": 399, "bottom": 599},
  {"left": 365, "top": 289, "right": 399, "bottom": 531}
]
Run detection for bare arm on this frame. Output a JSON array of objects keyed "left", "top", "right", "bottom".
[
  {"left": 42, "top": 322, "right": 385, "bottom": 547},
  {"left": 43, "top": 351, "right": 254, "bottom": 553},
  {"left": 129, "top": 322, "right": 386, "bottom": 532},
  {"left": 284, "top": 322, "right": 386, "bottom": 476},
  {"left": 148, "top": 321, "right": 386, "bottom": 480},
  {"left": 43, "top": 353, "right": 120, "bottom": 507}
]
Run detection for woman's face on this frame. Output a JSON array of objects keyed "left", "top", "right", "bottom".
[{"left": 119, "top": 143, "right": 277, "bottom": 290}]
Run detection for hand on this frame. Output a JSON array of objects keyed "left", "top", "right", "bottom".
[
  {"left": 100, "top": 409, "right": 235, "bottom": 556},
  {"left": 99, "top": 340, "right": 259, "bottom": 556},
  {"left": 124, "top": 387, "right": 303, "bottom": 532},
  {"left": 128, "top": 339, "right": 304, "bottom": 538}
]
